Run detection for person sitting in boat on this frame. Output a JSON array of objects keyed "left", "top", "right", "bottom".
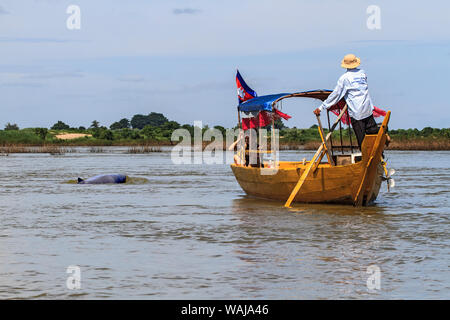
[
  {"left": 230, "top": 133, "right": 264, "bottom": 167},
  {"left": 313, "top": 54, "right": 378, "bottom": 149},
  {"left": 229, "top": 131, "right": 244, "bottom": 165}
]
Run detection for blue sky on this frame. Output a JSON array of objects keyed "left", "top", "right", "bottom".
[{"left": 0, "top": 0, "right": 449, "bottom": 129}]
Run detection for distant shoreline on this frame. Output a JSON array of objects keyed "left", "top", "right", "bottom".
[
  {"left": 1, "top": 138, "right": 449, "bottom": 153},
  {"left": 3, "top": 113, "right": 449, "bottom": 152},
  {"left": 1, "top": 125, "right": 449, "bottom": 152}
]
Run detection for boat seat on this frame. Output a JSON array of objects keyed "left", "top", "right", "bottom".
[{"left": 334, "top": 152, "right": 362, "bottom": 166}]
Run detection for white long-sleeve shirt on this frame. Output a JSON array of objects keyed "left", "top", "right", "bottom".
[{"left": 319, "top": 68, "right": 374, "bottom": 120}]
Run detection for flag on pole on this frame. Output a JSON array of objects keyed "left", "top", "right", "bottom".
[{"left": 236, "top": 69, "right": 257, "bottom": 104}]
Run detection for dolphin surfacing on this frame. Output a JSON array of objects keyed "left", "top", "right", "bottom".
[{"left": 77, "top": 174, "right": 127, "bottom": 184}]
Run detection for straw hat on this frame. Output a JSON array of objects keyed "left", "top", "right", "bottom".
[{"left": 341, "top": 54, "right": 361, "bottom": 69}]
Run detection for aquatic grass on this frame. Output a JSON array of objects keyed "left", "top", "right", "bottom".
[
  {"left": 43, "top": 145, "right": 65, "bottom": 155},
  {"left": 89, "top": 147, "right": 105, "bottom": 153},
  {"left": 387, "top": 138, "right": 450, "bottom": 150},
  {"left": 0, "top": 144, "right": 73, "bottom": 154},
  {"left": 126, "top": 146, "right": 162, "bottom": 153}
]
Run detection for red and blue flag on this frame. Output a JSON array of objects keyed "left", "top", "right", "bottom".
[{"left": 236, "top": 69, "right": 257, "bottom": 104}]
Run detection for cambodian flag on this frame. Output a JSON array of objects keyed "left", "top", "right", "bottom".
[{"left": 236, "top": 69, "right": 257, "bottom": 104}]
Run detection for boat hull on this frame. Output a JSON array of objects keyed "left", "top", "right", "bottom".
[{"left": 231, "top": 134, "right": 387, "bottom": 206}]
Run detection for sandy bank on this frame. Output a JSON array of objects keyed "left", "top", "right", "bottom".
[{"left": 55, "top": 133, "right": 92, "bottom": 140}]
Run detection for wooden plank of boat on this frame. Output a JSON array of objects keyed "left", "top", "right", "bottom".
[{"left": 354, "top": 111, "right": 391, "bottom": 206}]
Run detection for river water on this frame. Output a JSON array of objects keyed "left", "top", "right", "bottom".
[{"left": 0, "top": 148, "right": 448, "bottom": 299}]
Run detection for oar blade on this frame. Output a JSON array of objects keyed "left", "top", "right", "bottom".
[{"left": 388, "top": 178, "right": 395, "bottom": 189}]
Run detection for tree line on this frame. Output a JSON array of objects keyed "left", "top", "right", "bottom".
[
  {"left": 3, "top": 113, "right": 450, "bottom": 144},
  {"left": 1, "top": 112, "right": 226, "bottom": 143}
]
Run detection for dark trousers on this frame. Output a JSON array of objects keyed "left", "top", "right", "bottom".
[{"left": 351, "top": 115, "right": 379, "bottom": 149}]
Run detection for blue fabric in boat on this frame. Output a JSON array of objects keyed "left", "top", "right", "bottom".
[
  {"left": 237, "top": 90, "right": 333, "bottom": 112},
  {"left": 238, "top": 93, "right": 290, "bottom": 112}
]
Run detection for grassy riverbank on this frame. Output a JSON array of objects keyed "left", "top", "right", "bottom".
[
  {"left": 281, "top": 127, "right": 450, "bottom": 150},
  {"left": 284, "top": 138, "right": 450, "bottom": 151}
]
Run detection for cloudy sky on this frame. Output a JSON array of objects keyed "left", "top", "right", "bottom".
[{"left": 1, "top": 0, "right": 449, "bottom": 129}]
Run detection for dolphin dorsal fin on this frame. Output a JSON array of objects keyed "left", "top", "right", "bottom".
[{"left": 77, "top": 177, "right": 84, "bottom": 183}]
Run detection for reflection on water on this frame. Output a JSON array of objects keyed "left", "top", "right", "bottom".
[{"left": 0, "top": 148, "right": 448, "bottom": 299}]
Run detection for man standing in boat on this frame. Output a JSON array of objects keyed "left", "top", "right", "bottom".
[{"left": 313, "top": 54, "right": 378, "bottom": 149}]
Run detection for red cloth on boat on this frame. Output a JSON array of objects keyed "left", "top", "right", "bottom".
[
  {"left": 328, "top": 100, "right": 350, "bottom": 125},
  {"left": 241, "top": 109, "right": 292, "bottom": 130},
  {"left": 242, "top": 111, "right": 273, "bottom": 130},
  {"left": 273, "top": 108, "right": 291, "bottom": 120},
  {"left": 328, "top": 99, "right": 386, "bottom": 125},
  {"left": 241, "top": 117, "right": 255, "bottom": 130},
  {"left": 372, "top": 106, "right": 387, "bottom": 117}
]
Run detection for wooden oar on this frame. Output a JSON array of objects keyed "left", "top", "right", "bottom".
[
  {"left": 316, "top": 115, "right": 334, "bottom": 166},
  {"left": 284, "top": 144, "right": 323, "bottom": 208},
  {"left": 284, "top": 105, "right": 348, "bottom": 208}
]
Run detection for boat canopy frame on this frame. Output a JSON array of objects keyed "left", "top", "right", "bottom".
[{"left": 237, "top": 90, "right": 357, "bottom": 158}]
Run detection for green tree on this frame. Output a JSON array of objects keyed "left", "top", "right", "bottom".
[
  {"left": 421, "top": 127, "right": 434, "bottom": 136},
  {"left": 33, "top": 128, "right": 48, "bottom": 140},
  {"left": 141, "top": 125, "right": 157, "bottom": 139},
  {"left": 51, "top": 121, "right": 70, "bottom": 130},
  {"left": 99, "top": 129, "right": 113, "bottom": 140},
  {"left": 130, "top": 130, "right": 142, "bottom": 139},
  {"left": 110, "top": 122, "right": 121, "bottom": 130},
  {"left": 118, "top": 118, "right": 130, "bottom": 129},
  {"left": 110, "top": 118, "right": 130, "bottom": 130},
  {"left": 4, "top": 123, "right": 19, "bottom": 130},
  {"left": 117, "top": 128, "right": 132, "bottom": 139},
  {"left": 131, "top": 114, "right": 150, "bottom": 129},
  {"left": 274, "top": 118, "right": 286, "bottom": 129},
  {"left": 92, "top": 128, "right": 113, "bottom": 140},
  {"left": 131, "top": 112, "right": 169, "bottom": 129},
  {"left": 161, "top": 121, "right": 180, "bottom": 131},
  {"left": 90, "top": 120, "right": 100, "bottom": 129},
  {"left": 147, "top": 112, "right": 168, "bottom": 127}
]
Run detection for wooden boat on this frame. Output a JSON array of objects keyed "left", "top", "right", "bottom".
[{"left": 230, "top": 90, "right": 392, "bottom": 207}]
